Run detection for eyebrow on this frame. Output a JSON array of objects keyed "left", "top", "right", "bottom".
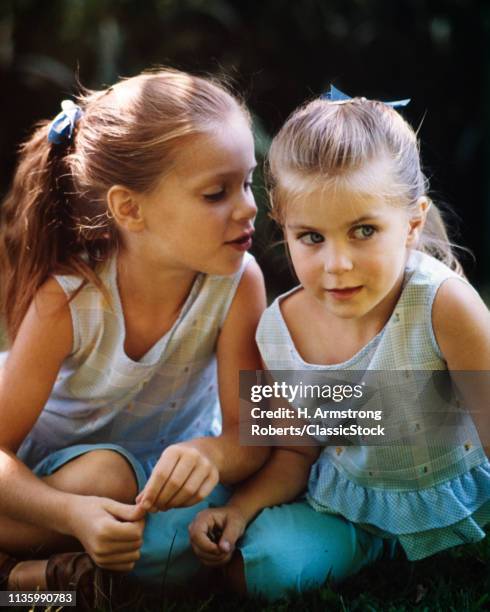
[
  {"left": 287, "top": 214, "right": 382, "bottom": 231},
  {"left": 347, "top": 214, "right": 382, "bottom": 226},
  {"left": 194, "top": 164, "right": 257, "bottom": 183}
]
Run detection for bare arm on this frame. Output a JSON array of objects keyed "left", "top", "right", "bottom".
[
  {"left": 226, "top": 443, "right": 319, "bottom": 520},
  {"left": 184, "top": 258, "right": 269, "bottom": 483},
  {"left": 0, "top": 277, "right": 77, "bottom": 533},
  {"left": 0, "top": 279, "right": 147, "bottom": 567},
  {"left": 188, "top": 444, "right": 319, "bottom": 564},
  {"left": 433, "top": 278, "right": 490, "bottom": 454},
  {"left": 136, "top": 259, "right": 269, "bottom": 510}
]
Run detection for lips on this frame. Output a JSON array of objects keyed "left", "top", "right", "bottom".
[
  {"left": 225, "top": 229, "right": 254, "bottom": 251},
  {"left": 326, "top": 286, "right": 363, "bottom": 300}
]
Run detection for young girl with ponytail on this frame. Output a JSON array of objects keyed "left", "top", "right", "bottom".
[
  {"left": 190, "top": 88, "right": 490, "bottom": 601},
  {"left": 0, "top": 68, "right": 266, "bottom": 605}
]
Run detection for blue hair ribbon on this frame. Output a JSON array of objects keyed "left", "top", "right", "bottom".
[
  {"left": 321, "top": 85, "right": 410, "bottom": 108},
  {"left": 47, "top": 100, "right": 84, "bottom": 145}
]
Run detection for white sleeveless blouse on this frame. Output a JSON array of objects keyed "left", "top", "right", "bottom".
[{"left": 17, "top": 252, "right": 253, "bottom": 472}]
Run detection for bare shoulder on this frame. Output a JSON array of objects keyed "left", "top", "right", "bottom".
[
  {"left": 10, "top": 276, "right": 73, "bottom": 362},
  {"left": 236, "top": 258, "right": 266, "bottom": 298},
  {"left": 33, "top": 276, "right": 71, "bottom": 316},
  {"left": 217, "top": 260, "right": 266, "bottom": 424},
  {"left": 224, "top": 258, "right": 266, "bottom": 325},
  {"left": 0, "top": 277, "right": 74, "bottom": 450},
  {"left": 433, "top": 277, "right": 489, "bottom": 336},
  {"left": 26, "top": 276, "right": 73, "bottom": 338},
  {"left": 433, "top": 277, "right": 490, "bottom": 369},
  {"left": 280, "top": 287, "right": 306, "bottom": 330}
]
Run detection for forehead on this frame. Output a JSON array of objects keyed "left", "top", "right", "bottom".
[
  {"left": 286, "top": 184, "right": 404, "bottom": 228},
  {"left": 284, "top": 155, "right": 405, "bottom": 227},
  {"left": 171, "top": 115, "right": 255, "bottom": 182}
]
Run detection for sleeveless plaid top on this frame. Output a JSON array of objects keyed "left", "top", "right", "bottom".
[
  {"left": 18, "top": 252, "right": 253, "bottom": 474},
  {"left": 256, "top": 250, "right": 490, "bottom": 560}
]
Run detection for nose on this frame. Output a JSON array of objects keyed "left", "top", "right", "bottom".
[
  {"left": 232, "top": 189, "right": 257, "bottom": 222},
  {"left": 323, "top": 242, "right": 353, "bottom": 274}
]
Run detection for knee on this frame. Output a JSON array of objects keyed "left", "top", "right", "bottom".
[
  {"left": 248, "top": 549, "right": 304, "bottom": 600},
  {"left": 44, "top": 450, "right": 138, "bottom": 503},
  {"left": 238, "top": 533, "right": 331, "bottom": 600}
]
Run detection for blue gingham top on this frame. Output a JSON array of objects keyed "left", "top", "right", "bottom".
[{"left": 256, "top": 250, "right": 490, "bottom": 560}]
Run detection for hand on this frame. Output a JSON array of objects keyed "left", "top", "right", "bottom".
[
  {"left": 135, "top": 444, "right": 219, "bottom": 512},
  {"left": 68, "top": 495, "right": 146, "bottom": 571},
  {"left": 188, "top": 506, "right": 246, "bottom": 566}
]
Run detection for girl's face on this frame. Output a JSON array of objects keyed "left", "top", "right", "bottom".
[
  {"left": 284, "top": 178, "right": 424, "bottom": 323},
  {"left": 137, "top": 114, "right": 257, "bottom": 276}
]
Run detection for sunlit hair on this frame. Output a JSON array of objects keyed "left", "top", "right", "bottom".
[
  {"left": 267, "top": 96, "right": 462, "bottom": 274},
  {"left": 0, "top": 68, "right": 250, "bottom": 340}
]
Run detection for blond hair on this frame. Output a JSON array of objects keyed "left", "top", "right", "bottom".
[
  {"left": 0, "top": 68, "right": 249, "bottom": 340},
  {"left": 268, "top": 96, "right": 462, "bottom": 273}
]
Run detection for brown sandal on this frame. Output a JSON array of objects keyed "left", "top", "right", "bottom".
[
  {"left": 0, "top": 553, "right": 18, "bottom": 590},
  {"left": 46, "top": 552, "right": 123, "bottom": 610}
]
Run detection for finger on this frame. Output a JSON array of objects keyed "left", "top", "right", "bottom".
[
  {"left": 189, "top": 527, "right": 221, "bottom": 555},
  {"left": 135, "top": 494, "right": 153, "bottom": 508},
  {"left": 190, "top": 541, "right": 225, "bottom": 561},
  {"left": 138, "top": 449, "right": 180, "bottom": 509},
  {"left": 105, "top": 500, "right": 147, "bottom": 522},
  {"left": 178, "top": 473, "right": 219, "bottom": 509},
  {"left": 132, "top": 518, "right": 146, "bottom": 535},
  {"left": 219, "top": 519, "right": 244, "bottom": 553},
  {"left": 163, "top": 463, "right": 210, "bottom": 509},
  {"left": 188, "top": 509, "right": 219, "bottom": 532},
  {"left": 189, "top": 512, "right": 226, "bottom": 553},
  {"left": 94, "top": 538, "right": 143, "bottom": 555},
  {"left": 95, "top": 550, "right": 141, "bottom": 564},
  {"left": 99, "top": 518, "right": 145, "bottom": 542},
  {"left": 153, "top": 454, "right": 198, "bottom": 509}
]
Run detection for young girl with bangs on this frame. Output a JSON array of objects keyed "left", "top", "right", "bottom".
[
  {"left": 0, "top": 68, "right": 267, "bottom": 605},
  {"left": 190, "top": 89, "right": 490, "bottom": 600}
]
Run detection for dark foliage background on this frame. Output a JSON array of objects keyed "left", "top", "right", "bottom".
[
  {"left": 1, "top": 0, "right": 488, "bottom": 297},
  {"left": 0, "top": 3, "right": 489, "bottom": 607}
]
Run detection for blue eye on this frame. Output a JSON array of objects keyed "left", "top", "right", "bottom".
[
  {"left": 203, "top": 190, "right": 226, "bottom": 202},
  {"left": 298, "top": 232, "right": 324, "bottom": 245},
  {"left": 352, "top": 225, "right": 376, "bottom": 240}
]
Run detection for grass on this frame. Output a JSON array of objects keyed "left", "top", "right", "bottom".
[
  {"left": 80, "top": 531, "right": 490, "bottom": 612},
  {"left": 3, "top": 287, "right": 489, "bottom": 611},
  {"left": 7, "top": 532, "right": 490, "bottom": 612}
]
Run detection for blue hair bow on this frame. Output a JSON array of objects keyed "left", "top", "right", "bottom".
[
  {"left": 321, "top": 85, "right": 410, "bottom": 108},
  {"left": 48, "top": 100, "right": 84, "bottom": 145}
]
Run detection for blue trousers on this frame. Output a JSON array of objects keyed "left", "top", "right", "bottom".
[{"left": 34, "top": 443, "right": 389, "bottom": 600}]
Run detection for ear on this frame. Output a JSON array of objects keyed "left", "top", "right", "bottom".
[
  {"left": 107, "top": 185, "right": 145, "bottom": 232},
  {"left": 406, "top": 197, "right": 430, "bottom": 247}
]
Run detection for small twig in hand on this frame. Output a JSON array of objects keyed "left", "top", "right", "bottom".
[{"left": 207, "top": 524, "right": 223, "bottom": 544}]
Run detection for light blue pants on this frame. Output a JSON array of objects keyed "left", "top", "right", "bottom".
[
  {"left": 239, "top": 500, "right": 390, "bottom": 600},
  {"left": 34, "top": 443, "right": 390, "bottom": 600}
]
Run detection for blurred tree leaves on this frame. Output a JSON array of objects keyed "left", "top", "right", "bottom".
[{"left": 0, "top": 0, "right": 487, "bottom": 291}]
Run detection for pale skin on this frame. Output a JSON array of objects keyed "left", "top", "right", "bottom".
[
  {"left": 0, "top": 114, "right": 268, "bottom": 588},
  {"left": 189, "top": 169, "right": 490, "bottom": 592}
]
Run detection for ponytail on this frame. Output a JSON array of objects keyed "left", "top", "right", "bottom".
[
  {"left": 1, "top": 68, "right": 249, "bottom": 342},
  {"left": 0, "top": 122, "right": 111, "bottom": 342},
  {"left": 419, "top": 199, "right": 464, "bottom": 276}
]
